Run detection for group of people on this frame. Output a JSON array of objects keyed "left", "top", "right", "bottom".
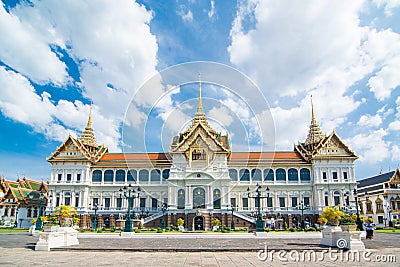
[{"left": 365, "top": 221, "right": 375, "bottom": 239}]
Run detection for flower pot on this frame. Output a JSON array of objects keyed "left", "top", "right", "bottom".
[
  {"left": 340, "top": 224, "right": 357, "bottom": 231},
  {"left": 60, "top": 217, "right": 73, "bottom": 227}
]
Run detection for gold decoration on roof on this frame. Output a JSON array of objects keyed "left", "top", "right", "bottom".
[
  {"left": 304, "top": 95, "right": 325, "bottom": 146},
  {"left": 79, "top": 105, "right": 98, "bottom": 147}
]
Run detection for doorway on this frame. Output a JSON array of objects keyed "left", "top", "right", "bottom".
[{"left": 194, "top": 216, "right": 204, "bottom": 230}]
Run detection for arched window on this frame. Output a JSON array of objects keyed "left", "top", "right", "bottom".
[
  {"left": 213, "top": 189, "right": 221, "bottom": 209},
  {"left": 264, "top": 169, "right": 274, "bottom": 181},
  {"left": 162, "top": 169, "right": 170, "bottom": 180},
  {"left": 92, "top": 170, "right": 102, "bottom": 182},
  {"left": 375, "top": 198, "right": 383, "bottom": 212},
  {"left": 27, "top": 208, "right": 32, "bottom": 218},
  {"left": 251, "top": 169, "right": 262, "bottom": 181},
  {"left": 150, "top": 169, "right": 161, "bottom": 182},
  {"left": 229, "top": 169, "right": 238, "bottom": 181},
  {"left": 300, "top": 168, "right": 311, "bottom": 181},
  {"left": 239, "top": 169, "right": 250, "bottom": 181},
  {"left": 104, "top": 170, "right": 114, "bottom": 183},
  {"left": 366, "top": 199, "right": 373, "bottom": 213},
  {"left": 177, "top": 189, "right": 185, "bottom": 209},
  {"left": 139, "top": 170, "right": 149, "bottom": 182},
  {"left": 276, "top": 168, "right": 286, "bottom": 181},
  {"left": 288, "top": 168, "right": 298, "bottom": 181},
  {"left": 127, "top": 169, "right": 137, "bottom": 182},
  {"left": 115, "top": 170, "right": 125, "bottom": 182},
  {"left": 193, "top": 188, "right": 206, "bottom": 208},
  {"left": 333, "top": 191, "right": 340, "bottom": 206}
]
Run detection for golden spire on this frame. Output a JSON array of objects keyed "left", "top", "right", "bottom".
[
  {"left": 79, "top": 103, "right": 97, "bottom": 147},
  {"left": 311, "top": 94, "right": 316, "bottom": 124},
  {"left": 304, "top": 95, "right": 325, "bottom": 147},
  {"left": 194, "top": 73, "right": 206, "bottom": 120}
]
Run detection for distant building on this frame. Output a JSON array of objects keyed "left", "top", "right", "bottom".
[
  {"left": 356, "top": 169, "right": 400, "bottom": 227},
  {"left": 0, "top": 177, "right": 48, "bottom": 228},
  {"left": 46, "top": 83, "right": 358, "bottom": 230}
]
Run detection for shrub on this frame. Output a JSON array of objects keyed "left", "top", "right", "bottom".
[
  {"left": 157, "top": 228, "right": 163, "bottom": 233},
  {"left": 176, "top": 218, "right": 184, "bottom": 227},
  {"left": 307, "top": 227, "right": 316, "bottom": 232},
  {"left": 320, "top": 206, "right": 344, "bottom": 226},
  {"left": 289, "top": 228, "right": 296, "bottom": 232}
]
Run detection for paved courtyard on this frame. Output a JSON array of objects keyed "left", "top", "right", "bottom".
[{"left": 0, "top": 232, "right": 398, "bottom": 266}]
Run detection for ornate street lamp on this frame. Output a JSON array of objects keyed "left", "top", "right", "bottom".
[
  {"left": 297, "top": 201, "right": 308, "bottom": 230},
  {"left": 353, "top": 188, "right": 363, "bottom": 231},
  {"left": 119, "top": 184, "right": 141, "bottom": 232},
  {"left": 29, "top": 191, "right": 46, "bottom": 231},
  {"left": 160, "top": 202, "right": 168, "bottom": 230},
  {"left": 387, "top": 205, "right": 393, "bottom": 227},
  {"left": 14, "top": 207, "right": 19, "bottom": 228},
  {"left": 228, "top": 205, "right": 235, "bottom": 230},
  {"left": 90, "top": 203, "right": 101, "bottom": 230},
  {"left": 247, "top": 184, "right": 269, "bottom": 232}
]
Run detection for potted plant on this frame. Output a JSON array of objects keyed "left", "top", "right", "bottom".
[
  {"left": 176, "top": 218, "right": 185, "bottom": 232},
  {"left": 339, "top": 214, "right": 357, "bottom": 231},
  {"left": 212, "top": 218, "right": 221, "bottom": 231},
  {"left": 53, "top": 205, "right": 78, "bottom": 227},
  {"left": 320, "top": 206, "right": 344, "bottom": 227},
  {"left": 43, "top": 216, "right": 60, "bottom": 232}
]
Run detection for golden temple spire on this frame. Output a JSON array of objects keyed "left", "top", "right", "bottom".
[
  {"left": 304, "top": 95, "right": 325, "bottom": 147},
  {"left": 194, "top": 73, "right": 206, "bottom": 120},
  {"left": 79, "top": 103, "right": 97, "bottom": 148},
  {"left": 196, "top": 73, "right": 204, "bottom": 114},
  {"left": 311, "top": 94, "right": 316, "bottom": 124}
]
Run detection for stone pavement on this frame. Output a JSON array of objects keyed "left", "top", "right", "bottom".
[{"left": 0, "top": 232, "right": 399, "bottom": 266}]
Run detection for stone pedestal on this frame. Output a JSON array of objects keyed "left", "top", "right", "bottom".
[
  {"left": 321, "top": 226, "right": 342, "bottom": 247},
  {"left": 321, "top": 226, "right": 365, "bottom": 251},
  {"left": 35, "top": 227, "right": 79, "bottom": 251}
]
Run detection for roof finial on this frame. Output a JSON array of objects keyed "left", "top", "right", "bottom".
[
  {"left": 87, "top": 103, "right": 93, "bottom": 128},
  {"left": 311, "top": 94, "right": 316, "bottom": 124},
  {"left": 196, "top": 73, "right": 204, "bottom": 115}
]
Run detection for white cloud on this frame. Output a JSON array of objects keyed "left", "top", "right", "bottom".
[
  {"left": 346, "top": 129, "right": 389, "bottom": 164},
  {"left": 177, "top": 6, "right": 193, "bottom": 22},
  {"left": 228, "top": 0, "right": 400, "bottom": 151},
  {"left": 372, "top": 0, "right": 400, "bottom": 16},
  {"left": 0, "top": 4, "right": 68, "bottom": 85},
  {"left": 388, "top": 120, "right": 400, "bottom": 131},
  {"left": 208, "top": 106, "right": 234, "bottom": 127},
  {"left": 0, "top": 0, "right": 159, "bottom": 152},
  {"left": 357, "top": 114, "right": 383, "bottom": 127},
  {"left": 391, "top": 145, "right": 400, "bottom": 161},
  {"left": 208, "top": 0, "right": 216, "bottom": 19}
]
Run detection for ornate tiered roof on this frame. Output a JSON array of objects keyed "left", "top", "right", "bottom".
[
  {"left": 295, "top": 97, "right": 357, "bottom": 161},
  {"left": 171, "top": 79, "right": 230, "bottom": 153},
  {"left": 0, "top": 176, "right": 48, "bottom": 207},
  {"left": 47, "top": 107, "right": 108, "bottom": 164}
]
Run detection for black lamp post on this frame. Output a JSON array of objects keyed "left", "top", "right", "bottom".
[
  {"left": 353, "top": 188, "right": 363, "bottom": 231},
  {"left": 119, "top": 184, "right": 141, "bottom": 232},
  {"left": 29, "top": 191, "right": 45, "bottom": 231},
  {"left": 229, "top": 205, "right": 235, "bottom": 230},
  {"left": 247, "top": 184, "right": 269, "bottom": 232},
  {"left": 91, "top": 203, "right": 100, "bottom": 230},
  {"left": 387, "top": 205, "right": 393, "bottom": 227},
  {"left": 297, "top": 201, "right": 308, "bottom": 230},
  {"left": 161, "top": 203, "right": 168, "bottom": 230},
  {"left": 14, "top": 207, "right": 19, "bottom": 228}
]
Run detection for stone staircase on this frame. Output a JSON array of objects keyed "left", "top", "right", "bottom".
[
  {"left": 143, "top": 211, "right": 164, "bottom": 224},
  {"left": 233, "top": 211, "right": 255, "bottom": 224}
]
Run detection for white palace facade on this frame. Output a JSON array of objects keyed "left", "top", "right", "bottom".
[{"left": 46, "top": 89, "right": 359, "bottom": 230}]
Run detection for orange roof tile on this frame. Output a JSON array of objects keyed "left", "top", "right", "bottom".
[
  {"left": 230, "top": 152, "right": 302, "bottom": 160},
  {"left": 100, "top": 153, "right": 169, "bottom": 161}
]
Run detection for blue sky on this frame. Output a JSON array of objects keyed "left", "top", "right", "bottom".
[{"left": 0, "top": 0, "right": 399, "bottom": 181}]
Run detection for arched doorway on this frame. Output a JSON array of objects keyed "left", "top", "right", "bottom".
[
  {"left": 104, "top": 217, "right": 110, "bottom": 228},
  {"left": 194, "top": 216, "right": 204, "bottom": 230}
]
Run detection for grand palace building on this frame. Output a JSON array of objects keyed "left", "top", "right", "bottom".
[{"left": 45, "top": 87, "right": 359, "bottom": 231}]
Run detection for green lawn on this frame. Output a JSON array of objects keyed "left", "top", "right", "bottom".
[
  {"left": 375, "top": 229, "right": 400, "bottom": 234},
  {"left": 0, "top": 228, "right": 29, "bottom": 233}
]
